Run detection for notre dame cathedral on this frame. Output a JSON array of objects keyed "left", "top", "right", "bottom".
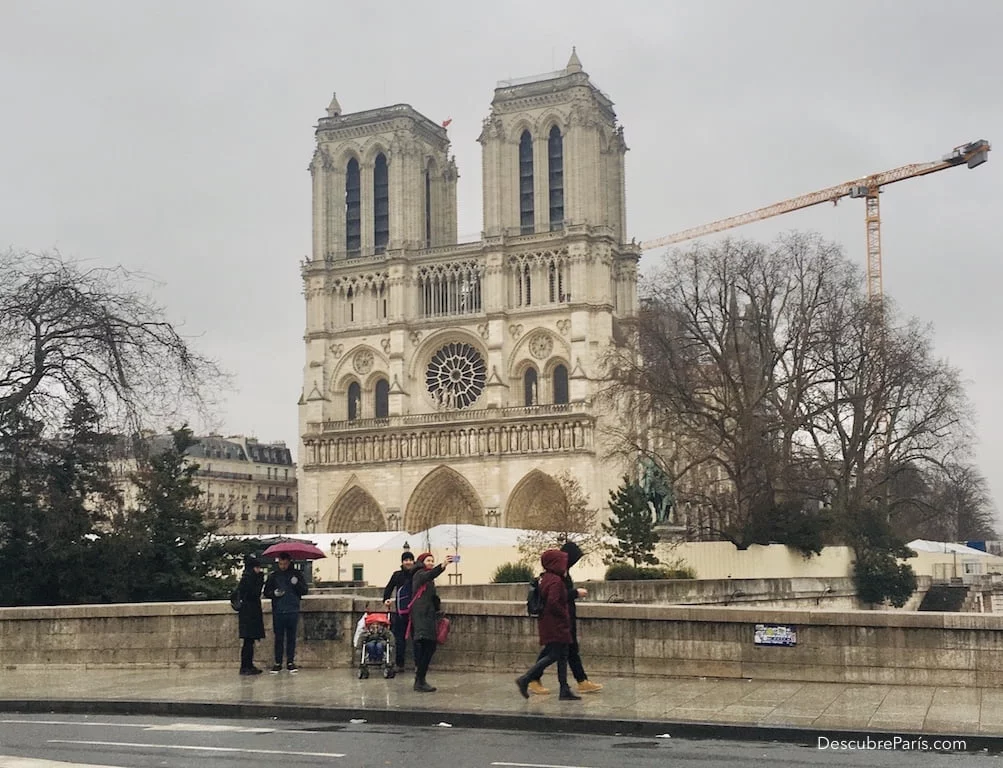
[{"left": 298, "top": 50, "right": 640, "bottom": 533}]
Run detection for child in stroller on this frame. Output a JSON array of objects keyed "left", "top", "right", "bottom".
[{"left": 353, "top": 611, "right": 397, "bottom": 679}]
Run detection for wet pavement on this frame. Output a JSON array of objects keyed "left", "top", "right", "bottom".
[{"left": 0, "top": 666, "right": 997, "bottom": 739}]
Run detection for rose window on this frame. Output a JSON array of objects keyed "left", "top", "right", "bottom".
[{"left": 425, "top": 342, "right": 487, "bottom": 410}]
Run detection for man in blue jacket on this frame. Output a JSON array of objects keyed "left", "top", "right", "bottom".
[
  {"left": 382, "top": 551, "right": 415, "bottom": 671},
  {"left": 263, "top": 553, "right": 308, "bottom": 672}
]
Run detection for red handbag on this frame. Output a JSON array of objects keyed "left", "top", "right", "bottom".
[{"left": 436, "top": 616, "right": 451, "bottom": 644}]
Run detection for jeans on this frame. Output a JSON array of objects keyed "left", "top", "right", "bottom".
[
  {"left": 530, "top": 640, "right": 586, "bottom": 683},
  {"left": 391, "top": 613, "right": 409, "bottom": 667},
  {"left": 272, "top": 611, "right": 299, "bottom": 664},
  {"left": 413, "top": 638, "right": 438, "bottom": 682},
  {"left": 521, "top": 642, "right": 570, "bottom": 689}
]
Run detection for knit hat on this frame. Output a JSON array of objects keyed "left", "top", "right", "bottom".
[
  {"left": 401, "top": 551, "right": 415, "bottom": 562},
  {"left": 245, "top": 553, "right": 261, "bottom": 568},
  {"left": 415, "top": 552, "right": 433, "bottom": 565}
]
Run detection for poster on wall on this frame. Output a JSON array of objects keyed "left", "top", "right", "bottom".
[{"left": 753, "top": 623, "right": 797, "bottom": 647}]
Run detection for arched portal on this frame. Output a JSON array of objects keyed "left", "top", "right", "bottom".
[
  {"left": 405, "top": 466, "right": 483, "bottom": 532},
  {"left": 326, "top": 485, "right": 386, "bottom": 532},
  {"left": 505, "top": 470, "right": 568, "bottom": 530}
]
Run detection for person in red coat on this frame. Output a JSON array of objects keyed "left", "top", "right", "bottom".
[{"left": 515, "top": 549, "right": 581, "bottom": 701}]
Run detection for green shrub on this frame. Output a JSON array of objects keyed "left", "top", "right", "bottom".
[
  {"left": 492, "top": 562, "right": 534, "bottom": 583},
  {"left": 604, "top": 563, "right": 696, "bottom": 581}
]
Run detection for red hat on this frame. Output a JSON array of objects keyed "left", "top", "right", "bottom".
[{"left": 415, "top": 552, "right": 434, "bottom": 565}]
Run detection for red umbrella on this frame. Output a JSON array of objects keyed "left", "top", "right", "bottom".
[{"left": 262, "top": 541, "right": 327, "bottom": 560}]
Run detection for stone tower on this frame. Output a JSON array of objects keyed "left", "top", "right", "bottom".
[{"left": 298, "top": 51, "right": 640, "bottom": 537}]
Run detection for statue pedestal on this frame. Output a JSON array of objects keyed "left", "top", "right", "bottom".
[{"left": 653, "top": 523, "right": 686, "bottom": 542}]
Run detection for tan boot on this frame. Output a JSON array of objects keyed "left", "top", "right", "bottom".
[
  {"left": 577, "top": 680, "right": 603, "bottom": 693},
  {"left": 527, "top": 680, "right": 550, "bottom": 695}
]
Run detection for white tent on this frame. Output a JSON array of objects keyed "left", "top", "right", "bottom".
[{"left": 907, "top": 539, "right": 994, "bottom": 556}]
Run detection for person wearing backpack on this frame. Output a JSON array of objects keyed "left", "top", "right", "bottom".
[
  {"left": 382, "top": 550, "right": 416, "bottom": 672},
  {"left": 526, "top": 540, "right": 603, "bottom": 695},
  {"left": 237, "top": 554, "right": 265, "bottom": 675},
  {"left": 516, "top": 548, "right": 581, "bottom": 701}
]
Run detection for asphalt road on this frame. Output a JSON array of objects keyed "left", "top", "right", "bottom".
[{"left": 0, "top": 714, "right": 994, "bottom": 768}]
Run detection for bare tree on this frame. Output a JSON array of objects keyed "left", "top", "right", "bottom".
[
  {"left": 0, "top": 249, "right": 225, "bottom": 432},
  {"left": 917, "top": 462, "right": 998, "bottom": 541},
  {"left": 606, "top": 233, "right": 849, "bottom": 547},
  {"left": 605, "top": 232, "right": 976, "bottom": 549},
  {"left": 516, "top": 472, "right": 603, "bottom": 565},
  {"left": 802, "top": 290, "right": 970, "bottom": 523}
]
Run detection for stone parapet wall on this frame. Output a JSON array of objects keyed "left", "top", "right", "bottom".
[
  {"left": 1, "top": 595, "right": 994, "bottom": 686},
  {"left": 323, "top": 576, "right": 882, "bottom": 609}
]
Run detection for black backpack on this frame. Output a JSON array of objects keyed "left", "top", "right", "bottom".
[
  {"left": 526, "top": 577, "right": 545, "bottom": 618},
  {"left": 229, "top": 587, "right": 243, "bottom": 612}
]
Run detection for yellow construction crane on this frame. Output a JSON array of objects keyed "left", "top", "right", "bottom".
[{"left": 640, "top": 139, "right": 991, "bottom": 300}]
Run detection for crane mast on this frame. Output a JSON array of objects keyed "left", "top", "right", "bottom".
[{"left": 640, "top": 140, "right": 990, "bottom": 300}]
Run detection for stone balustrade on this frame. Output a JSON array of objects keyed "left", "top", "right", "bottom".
[
  {"left": 2, "top": 596, "right": 1001, "bottom": 687},
  {"left": 302, "top": 407, "right": 594, "bottom": 467}
]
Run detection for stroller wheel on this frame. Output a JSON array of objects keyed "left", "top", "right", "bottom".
[
  {"left": 358, "top": 667, "right": 370, "bottom": 679},
  {"left": 383, "top": 667, "right": 395, "bottom": 679}
]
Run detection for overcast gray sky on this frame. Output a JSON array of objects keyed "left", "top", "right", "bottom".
[{"left": 2, "top": 0, "right": 1000, "bottom": 516}]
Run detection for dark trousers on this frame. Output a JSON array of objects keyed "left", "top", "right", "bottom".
[
  {"left": 522, "top": 642, "right": 570, "bottom": 688},
  {"left": 529, "top": 640, "right": 586, "bottom": 683},
  {"left": 272, "top": 612, "right": 299, "bottom": 664},
  {"left": 240, "top": 638, "right": 255, "bottom": 670},
  {"left": 391, "top": 613, "right": 410, "bottom": 667},
  {"left": 413, "top": 638, "right": 438, "bottom": 682}
]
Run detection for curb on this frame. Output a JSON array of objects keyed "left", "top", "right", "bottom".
[{"left": 1, "top": 699, "right": 1000, "bottom": 754}]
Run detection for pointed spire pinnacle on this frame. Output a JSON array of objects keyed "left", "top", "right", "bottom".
[
  {"left": 326, "top": 92, "right": 342, "bottom": 118},
  {"left": 566, "top": 46, "right": 583, "bottom": 74}
]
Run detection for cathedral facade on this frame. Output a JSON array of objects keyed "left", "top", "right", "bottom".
[{"left": 298, "top": 51, "right": 640, "bottom": 533}]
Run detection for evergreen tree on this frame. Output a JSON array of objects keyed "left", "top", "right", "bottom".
[
  {"left": 0, "top": 413, "right": 51, "bottom": 606},
  {"left": 603, "top": 476, "right": 660, "bottom": 567},
  {"left": 847, "top": 505, "right": 918, "bottom": 607},
  {"left": 124, "top": 426, "right": 218, "bottom": 601},
  {"left": 37, "top": 399, "right": 124, "bottom": 604}
]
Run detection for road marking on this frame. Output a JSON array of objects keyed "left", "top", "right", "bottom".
[
  {"left": 491, "top": 763, "right": 597, "bottom": 768},
  {"left": 0, "top": 757, "right": 119, "bottom": 768},
  {"left": 1, "top": 719, "right": 273, "bottom": 733},
  {"left": 47, "top": 741, "right": 344, "bottom": 758}
]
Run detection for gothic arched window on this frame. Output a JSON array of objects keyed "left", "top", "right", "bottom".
[
  {"left": 375, "top": 378, "right": 389, "bottom": 419},
  {"left": 345, "top": 158, "right": 361, "bottom": 255},
  {"left": 374, "top": 153, "right": 389, "bottom": 253},
  {"left": 548, "top": 125, "right": 564, "bottom": 230},
  {"left": 424, "top": 166, "right": 432, "bottom": 247},
  {"left": 519, "top": 131, "right": 534, "bottom": 234},
  {"left": 523, "top": 367, "right": 538, "bottom": 407},
  {"left": 553, "top": 364, "right": 569, "bottom": 405},
  {"left": 347, "top": 381, "right": 361, "bottom": 421}
]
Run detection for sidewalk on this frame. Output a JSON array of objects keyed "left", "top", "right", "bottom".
[{"left": 0, "top": 667, "right": 1000, "bottom": 746}]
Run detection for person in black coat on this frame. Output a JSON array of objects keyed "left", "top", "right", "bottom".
[
  {"left": 526, "top": 540, "right": 603, "bottom": 695},
  {"left": 409, "top": 551, "right": 456, "bottom": 692},
  {"left": 382, "top": 550, "right": 416, "bottom": 671},
  {"left": 237, "top": 554, "right": 265, "bottom": 675},
  {"left": 263, "top": 553, "right": 309, "bottom": 672}
]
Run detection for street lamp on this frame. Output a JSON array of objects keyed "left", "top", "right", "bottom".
[
  {"left": 331, "top": 538, "right": 348, "bottom": 582},
  {"left": 402, "top": 541, "right": 411, "bottom": 553}
]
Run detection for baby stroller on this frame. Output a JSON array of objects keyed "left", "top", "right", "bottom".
[{"left": 353, "top": 611, "right": 396, "bottom": 679}]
